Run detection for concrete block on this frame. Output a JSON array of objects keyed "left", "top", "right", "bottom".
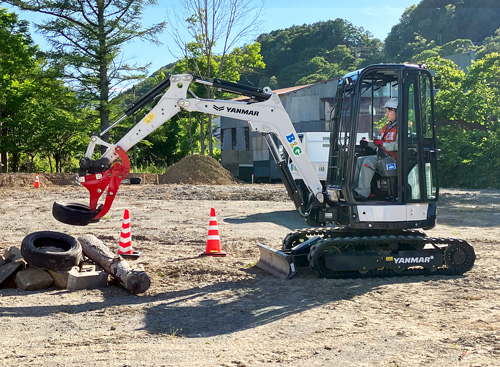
[
  {"left": 66, "top": 267, "right": 108, "bottom": 291},
  {"left": 15, "top": 268, "right": 54, "bottom": 290},
  {"left": 49, "top": 262, "right": 102, "bottom": 289}
]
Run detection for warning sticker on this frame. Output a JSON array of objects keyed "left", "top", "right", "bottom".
[{"left": 144, "top": 112, "right": 156, "bottom": 125}]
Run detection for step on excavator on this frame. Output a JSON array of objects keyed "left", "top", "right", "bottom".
[{"left": 53, "top": 64, "right": 476, "bottom": 279}]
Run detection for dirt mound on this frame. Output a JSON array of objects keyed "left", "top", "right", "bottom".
[
  {"left": 159, "top": 154, "right": 239, "bottom": 185},
  {"left": 0, "top": 173, "right": 76, "bottom": 188}
]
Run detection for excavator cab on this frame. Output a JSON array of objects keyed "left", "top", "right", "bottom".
[
  {"left": 324, "top": 64, "right": 439, "bottom": 230},
  {"left": 258, "top": 64, "right": 475, "bottom": 279}
]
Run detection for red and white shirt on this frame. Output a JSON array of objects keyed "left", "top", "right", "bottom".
[{"left": 381, "top": 122, "right": 398, "bottom": 159}]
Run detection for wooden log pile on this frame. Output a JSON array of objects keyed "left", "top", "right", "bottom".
[{"left": 78, "top": 234, "right": 150, "bottom": 294}]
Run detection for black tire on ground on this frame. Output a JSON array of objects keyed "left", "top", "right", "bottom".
[
  {"left": 52, "top": 202, "right": 101, "bottom": 226},
  {"left": 129, "top": 177, "right": 142, "bottom": 185},
  {"left": 21, "top": 231, "right": 83, "bottom": 271}
]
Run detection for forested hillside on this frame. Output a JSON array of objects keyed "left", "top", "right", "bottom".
[
  {"left": 238, "top": 0, "right": 500, "bottom": 88},
  {"left": 385, "top": 0, "right": 500, "bottom": 61},
  {"left": 241, "top": 19, "right": 384, "bottom": 88}
]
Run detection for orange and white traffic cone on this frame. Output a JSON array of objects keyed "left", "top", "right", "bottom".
[
  {"left": 34, "top": 173, "right": 40, "bottom": 188},
  {"left": 201, "top": 208, "right": 226, "bottom": 257},
  {"left": 118, "top": 209, "right": 141, "bottom": 259}
]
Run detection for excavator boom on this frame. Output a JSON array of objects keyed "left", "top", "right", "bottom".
[{"left": 52, "top": 74, "right": 324, "bottom": 226}]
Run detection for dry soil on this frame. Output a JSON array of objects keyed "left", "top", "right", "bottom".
[{"left": 0, "top": 172, "right": 499, "bottom": 367}]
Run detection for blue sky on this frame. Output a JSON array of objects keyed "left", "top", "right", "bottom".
[{"left": 7, "top": 0, "right": 419, "bottom": 74}]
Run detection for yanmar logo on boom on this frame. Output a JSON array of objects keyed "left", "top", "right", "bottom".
[{"left": 213, "top": 105, "right": 259, "bottom": 116}]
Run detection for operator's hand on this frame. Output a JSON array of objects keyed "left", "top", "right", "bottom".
[{"left": 373, "top": 138, "right": 383, "bottom": 147}]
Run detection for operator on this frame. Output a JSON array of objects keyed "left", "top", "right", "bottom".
[{"left": 353, "top": 97, "right": 398, "bottom": 201}]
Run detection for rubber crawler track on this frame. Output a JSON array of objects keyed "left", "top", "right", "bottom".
[{"left": 283, "top": 228, "right": 475, "bottom": 279}]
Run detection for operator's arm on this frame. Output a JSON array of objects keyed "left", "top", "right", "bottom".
[
  {"left": 383, "top": 140, "right": 398, "bottom": 152},
  {"left": 365, "top": 139, "right": 397, "bottom": 151}
]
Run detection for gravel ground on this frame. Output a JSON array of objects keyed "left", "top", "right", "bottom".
[{"left": 0, "top": 181, "right": 499, "bottom": 367}]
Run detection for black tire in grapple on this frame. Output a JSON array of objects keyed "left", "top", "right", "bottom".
[
  {"left": 21, "top": 231, "right": 82, "bottom": 271},
  {"left": 52, "top": 202, "right": 101, "bottom": 226}
]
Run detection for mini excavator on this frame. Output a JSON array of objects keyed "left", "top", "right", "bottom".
[{"left": 53, "top": 64, "right": 476, "bottom": 279}]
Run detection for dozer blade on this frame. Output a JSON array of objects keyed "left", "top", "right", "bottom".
[{"left": 256, "top": 243, "right": 296, "bottom": 279}]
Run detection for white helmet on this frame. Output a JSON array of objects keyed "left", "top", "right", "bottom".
[{"left": 384, "top": 97, "right": 398, "bottom": 109}]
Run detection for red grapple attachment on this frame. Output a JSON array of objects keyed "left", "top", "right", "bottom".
[{"left": 52, "top": 146, "right": 130, "bottom": 226}]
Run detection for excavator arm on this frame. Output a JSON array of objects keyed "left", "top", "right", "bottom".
[{"left": 53, "top": 74, "right": 325, "bottom": 226}]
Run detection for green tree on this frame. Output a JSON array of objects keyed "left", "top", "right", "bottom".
[
  {"left": 477, "top": 27, "right": 500, "bottom": 59},
  {"left": 34, "top": 78, "right": 97, "bottom": 172},
  {"left": 5, "top": 0, "right": 166, "bottom": 149},
  {"left": 412, "top": 39, "right": 475, "bottom": 63},
  {"left": 1, "top": 61, "right": 95, "bottom": 172},
  {"left": 0, "top": 7, "right": 36, "bottom": 171},
  {"left": 170, "top": 0, "right": 263, "bottom": 156},
  {"left": 0, "top": 69, "right": 94, "bottom": 173},
  {"left": 425, "top": 54, "right": 500, "bottom": 188},
  {"left": 170, "top": 42, "right": 265, "bottom": 160},
  {"left": 0, "top": 7, "right": 95, "bottom": 173}
]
